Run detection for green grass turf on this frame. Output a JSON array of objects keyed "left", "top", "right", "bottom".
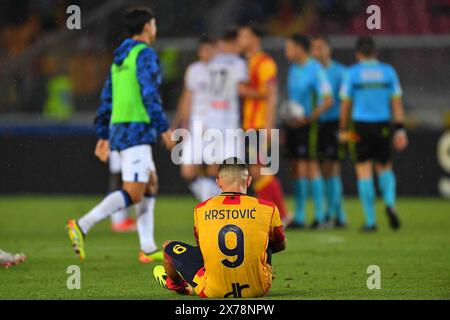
[{"left": 0, "top": 195, "right": 449, "bottom": 300}]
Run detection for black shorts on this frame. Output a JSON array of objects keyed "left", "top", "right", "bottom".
[
  {"left": 284, "top": 124, "right": 316, "bottom": 160},
  {"left": 164, "top": 241, "right": 204, "bottom": 287},
  {"left": 354, "top": 122, "right": 392, "bottom": 164},
  {"left": 317, "top": 121, "right": 341, "bottom": 161}
]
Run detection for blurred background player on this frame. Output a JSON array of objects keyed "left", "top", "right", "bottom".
[
  {"left": 339, "top": 36, "right": 408, "bottom": 232},
  {"left": 66, "top": 7, "right": 173, "bottom": 262},
  {"left": 108, "top": 150, "right": 137, "bottom": 232},
  {"left": 204, "top": 28, "right": 248, "bottom": 174},
  {"left": 283, "top": 34, "right": 333, "bottom": 229},
  {"left": 172, "top": 37, "right": 220, "bottom": 201},
  {"left": 237, "top": 24, "right": 289, "bottom": 225},
  {"left": 310, "top": 35, "right": 347, "bottom": 228},
  {"left": 0, "top": 249, "right": 26, "bottom": 268},
  {"left": 153, "top": 158, "right": 286, "bottom": 298}
]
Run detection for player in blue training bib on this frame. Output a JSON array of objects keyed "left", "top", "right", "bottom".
[
  {"left": 283, "top": 34, "right": 333, "bottom": 230},
  {"left": 339, "top": 36, "right": 408, "bottom": 231},
  {"left": 311, "top": 35, "right": 347, "bottom": 228}
]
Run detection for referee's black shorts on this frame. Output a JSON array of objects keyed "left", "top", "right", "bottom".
[
  {"left": 354, "top": 121, "right": 392, "bottom": 164},
  {"left": 284, "top": 124, "right": 316, "bottom": 160},
  {"left": 317, "top": 120, "right": 341, "bottom": 161}
]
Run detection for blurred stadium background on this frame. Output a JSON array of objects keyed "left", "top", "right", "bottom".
[{"left": 0, "top": 0, "right": 449, "bottom": 197}]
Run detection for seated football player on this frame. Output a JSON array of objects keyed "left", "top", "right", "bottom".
[{"left": 153, "top": 157, "right": 287, "bottom": 298}]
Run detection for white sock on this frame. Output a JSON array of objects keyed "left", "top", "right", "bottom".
[
  {"left": 136, "top": 196, "right": 157, "bottom": 253},
  {"left": 111, "top": 209, "right": 129, "bottom": 224},
  {"left": 78, "top": 190, "right": 130, "bottom": 234}
]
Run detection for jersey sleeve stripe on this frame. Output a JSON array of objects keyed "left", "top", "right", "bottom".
[
  {"left": 257, "top": 198, "right": 276, "bottom": 208},
  {"left": 195, "top": 199, "right": 210, "bottom": 209}
]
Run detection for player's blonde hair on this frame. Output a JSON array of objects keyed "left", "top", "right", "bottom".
[{"left": 218, "top": 157, "right": 249, "bottom": 185}]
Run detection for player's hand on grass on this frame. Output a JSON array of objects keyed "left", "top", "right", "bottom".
[
  {"left": 161, "top": 130, "right": 176, "bottom": 150},
  {"left": 394, "top": 130, "right": 408, "bottom": 151},
  {"left": 94, "top": 139, "right": 110, "bottom": 163}
]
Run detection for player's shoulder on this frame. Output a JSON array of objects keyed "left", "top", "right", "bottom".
[
  {"left": 288, "top": 62, "right": 301, "bottom": 74},
  {"left": 138, "top": 46, "right": 158, "bottom": 59},
  {"left": 255, "top": 51, "right": 276, "bottom": 67},
  {"left": 348, "top": 62, "right": 361, "bottom": 72},
  {"left": 346, "top": 63, "right": 362, "bottom": 77},
  {"left": 194, "top": 197, "right": 213, "bottom": 210},
  {"left": 332, "top": 60, "right": 347, "bottom": 71},
  {"left": 246, "top": 196, "right": 275, "bottom": 210},
  {"left": 188, "top": 61, "right": 207, "bottom": 72},
  {"left": 379, "top": 61, "right": 397, "bottom": 74},
  {"left": 233, "top": 54, "right": 247, "bottom": 66},
  {"left": 309, "top": 58, "right": 322, "bottom": 68},
  {"left": 214, "top": 53, "right": 245, "bottom": 66}
]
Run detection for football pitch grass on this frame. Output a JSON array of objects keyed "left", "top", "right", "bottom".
[{"left": 0, "top": 195, "right": 449, "bottom": 300}]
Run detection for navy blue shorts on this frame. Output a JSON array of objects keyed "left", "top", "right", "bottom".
[{"left": 164, "top": 241, "right": 204, "bottom": 287}]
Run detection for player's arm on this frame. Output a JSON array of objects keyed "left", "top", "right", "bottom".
[
  {"left": 262, "top": 59, "right": 278, "bottom": 130},
  {"left": 310, "top": 95, "right": 332, "bottom": 122},
  {"left": 137, "top": 49, "right": 174, "bottom": 149},
  {"left": 392, "top": 98, "right": 408, "bottom": 151},
  {"left": 269, "top": 207, "right": 287, "bottom": 254},
  {"left": 339, "top": 98, "right": 352, "bottom": 130},
  {"left": 172, "top": 68, "right": 193, "bottom": 130},
  {"left": 338, "top": 71, "right": 354, "bottom": 142},
  {"left": 238, "top": 83, "right": 267, "bottom": 99},
  {"left": 238, "top": 59, "right": 277, "bottom": 103},
  {"left": 266, "top": 82, "right": 277, "bottom": 131},
  {"left": 309, "top": 68, "right": 333, "bottom": 122},
  {"left": 270, "top": 238, "right": 286, "bottom": 253},
  {"left": 193, "top": 208, "right": 200, "bottom": 247},
  {"left": 172, "top": 87, "right": 192, "bottom": 130},
  {"left": 390, "top": 68, "right": 408, "bottom": 151},
  {"left": 94, "top": 72, "right": 112, "bottom": 162}
]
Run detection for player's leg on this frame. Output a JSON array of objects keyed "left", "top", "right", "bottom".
[
  {"left": 318, "top": 121, "right": 347, "bottom": 225},
  {"left": 308, "top": 160, "right": 326, "bottom": 228},
  {"left": 321, "top": 160, "right": 332, "bottom": 220},
  {"left": 375, "top": 161, "right": 401, "bottom": 230},
  {"left": 154, "top": 240, "right": 204, "bottom": 295},
  {"left": 67, "top": 145, "right": 149, "bottom": 260},
  {"left": 109, "top": 150, "right": 136, "bottom": 232},
  {"left": 373, "top": 122, "right": 400, "bottom": 229},
  {"left": 356, "top": 161, "right": 377, "bottom": 231},
  {"left": 301, "top": 123, "right": 326, "bottom": 228},
  {"left": 137, "top": 170, "right": 164, "bottom": 263},
  {"left": 181, "top": 164, "right": 214, "bottom": 201},
  {"left": 251, "top": 163, "right": 289, "bottom": 222},
  {"left": 76, "top": 180, "right": 142, "bottom": 235},
  {"left": 353, "top": 123, "right": 377, "bottom": 231},
  {"left": 180, "top": 130, "right": 219, "bottom": 201},
  {"left": 67, "top": 185, "right": 135, "bottom": 260},
  {"left": 291, "top": 159, "right": 309, "bottom": 227},
  {"left": 248, "top": 132, "right": 288, "bottom": 224},
  {"left": 322, "top": 160, "right": 347, "bottom": 226}
]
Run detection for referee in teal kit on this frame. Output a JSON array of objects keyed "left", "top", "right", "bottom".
[{"left": 339, "top": 36, "right": 408, "bottom": 232}]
